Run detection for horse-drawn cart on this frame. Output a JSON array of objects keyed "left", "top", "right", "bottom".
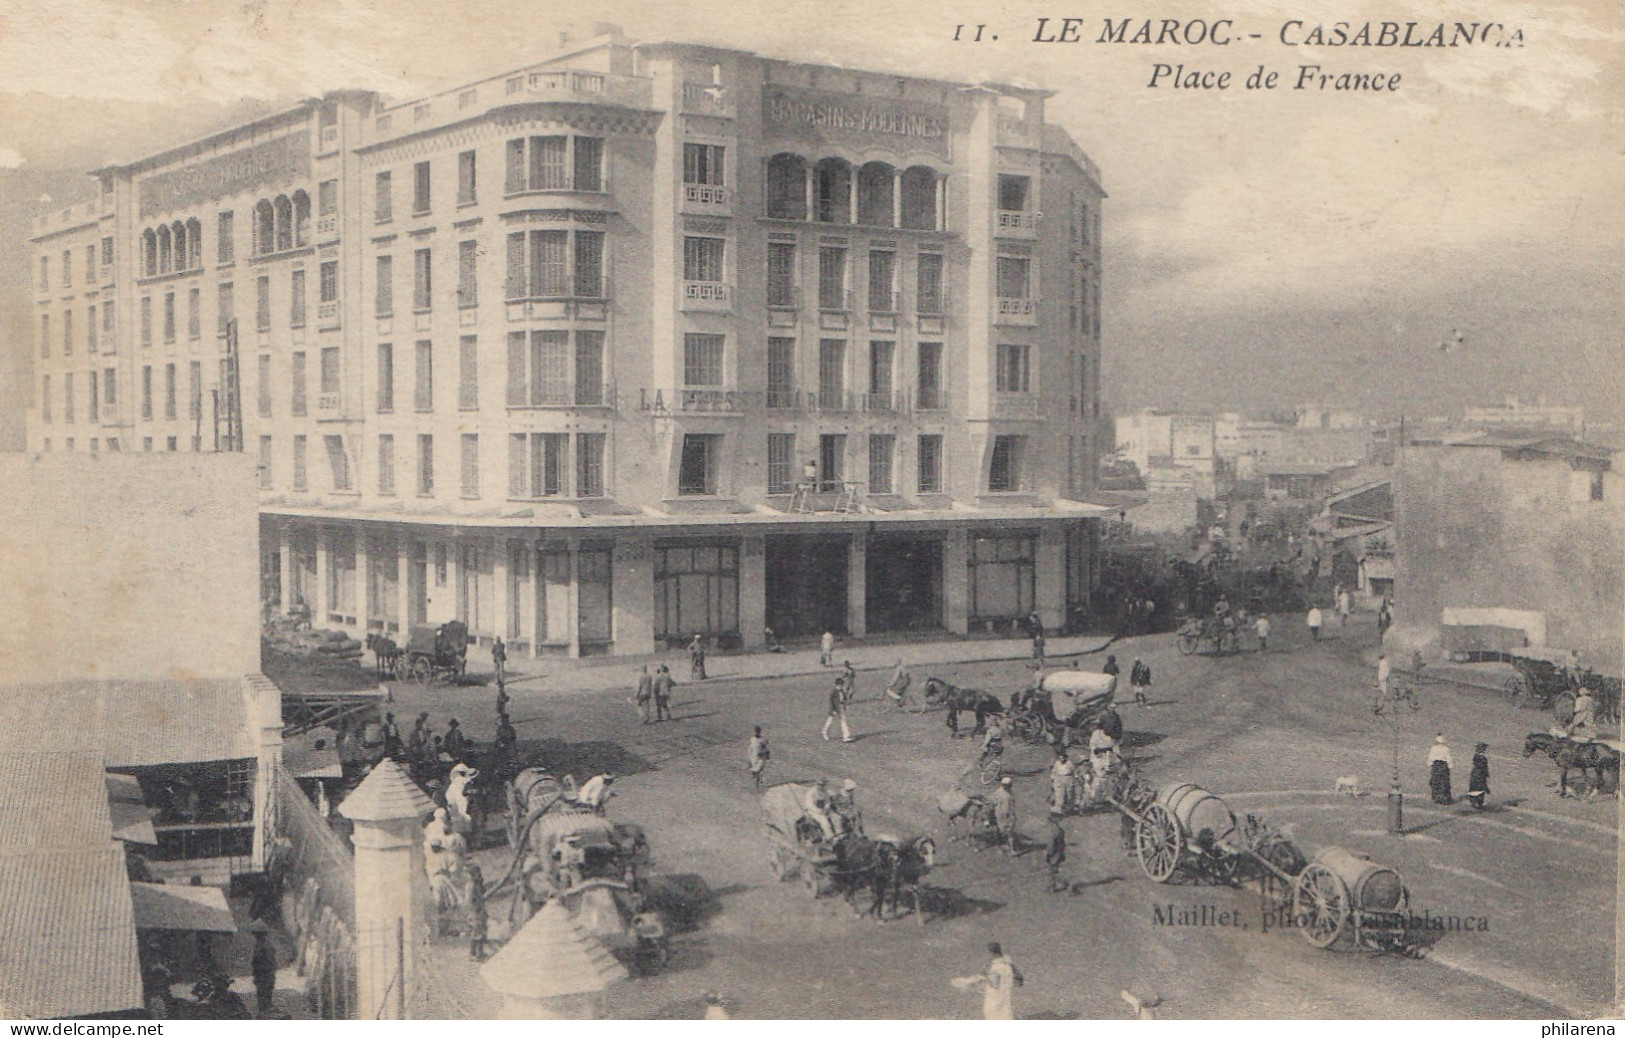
[
  {"left": 762, "top": 783, "right": 845, "bottom": 897},
  {"left": 1177, "top": 615, "right": 1242, "bottom": 655},
  {"left": 1005, "top": 671, "right": 1118, "bottom": 746},
  {"left": 394, "top": 620, "right": 469, "bottom": 683},
  {"left": 1289, "top": 846, "right": 1412, "bottom": 951}
]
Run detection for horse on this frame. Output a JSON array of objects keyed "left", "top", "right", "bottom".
[
  {"left": 923, "top": 677, "right": 1005, "bottom": 736},
  {"left": 872, "top": 835, "right": 937, "bottom": 924},
  {"left": 364, "top": 632, "right": 400, "bottom": 679},
  {"left": 1523, "top": 732, "right": 1620, "bottom": 797}
]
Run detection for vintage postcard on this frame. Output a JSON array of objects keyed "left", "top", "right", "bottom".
[{"left": 0, "top": 0, "right": 1619, "bottom": 1023}]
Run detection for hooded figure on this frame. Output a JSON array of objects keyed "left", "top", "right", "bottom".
[
  {"left": 1466, "top": 743, "right": 1490, "bottom": 809},
  {"left": 1427, "top": 734, "right": 1453, "bottom": 804}
]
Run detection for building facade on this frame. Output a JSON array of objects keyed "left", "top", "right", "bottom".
[{"left": 26, "top": 31, "right": 1108, "bottom": 656}]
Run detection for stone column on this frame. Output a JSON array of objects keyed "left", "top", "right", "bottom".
[
  {"left": 338, "top": 760, "right": 432, "bottom": 1021},
  {"left": 444, "top": 536, "right": 461, "bottom": 626},
  {"left": 566, "top": 535, "right": 582, "bottom": 658},
  {"left": 845, "top": 533, "right": 867, "bottom": 638},
  {"left": 1036, "top": 523, "right": 1066, "bottom": 632},
  {"left": 494, "top": 536, "right": 513, "bottom": 643},
  {"left": 803, "top": 166, "right": 815, "bottom": 222},
  {"left": 739, "top": 533, "right": 767, "bottom": 649},
  {"left": 891, "top": 170, "right": 903, "bottom": 228},
  {"left": 396, "top": 534, "right": 412, "bottom": 635},
  {"left": 314, "top": 526, "right": 332, "bottom": 626},
  {"left": 354, "top": 529, "right": 370, "bottom": 637},
  {"left": 245, "top": 674, "right": 283, "bottom": 872},
  {"left": 278, "top": 523, "right": 293, "bottom": 615},
  {"left": 943, "top": 527, "right": 969, "bottom": 635}
]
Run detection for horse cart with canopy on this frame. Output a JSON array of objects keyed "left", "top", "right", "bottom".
[
  {"left": 762, "top": 782, "right": 848, "bottom": 897},
  {"left": 395, "top": 619, "right": 469, "bottom": 683},
  {"left": 1007, "top": 670, "right": 1118, "bottom": 746}
]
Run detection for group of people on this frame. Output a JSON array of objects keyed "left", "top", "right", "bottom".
[
  {"left": 634, "top": 663, "right": 678, "bottom": 723},
  {"left": 1426, "top": 734, "right": 1492, "bottom": 810}
]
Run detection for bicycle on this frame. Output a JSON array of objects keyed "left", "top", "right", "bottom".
[{"left": 976, "top": 744, "right": 1005, "bottom": 786}]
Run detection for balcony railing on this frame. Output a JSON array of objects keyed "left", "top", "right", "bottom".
[
  {"left": 994, "top": 297, "right": 1038, "bottom": 325},
  {"left": 317, "top": 393, "right": 341, "bottom": 412},
  {"left": 681, "top": 281, "right": 732, "bottom": 310},
  {"left": 637, "top": 387, "right": 918, "bottom": 415},
  {"left": 993, "top": 392, "right": 1044, "bottom": 418},
  {"left": 996, "top": 210, "right": 1038, "bottom": 235},
  {"left": 683, "top": 184, "right": 728, "bottom": 206},
  {"left": 318, "top": 301, "right": 340, "bottom": 329},
  {"left": 681, "top": 82, "right": 735, "bottom": 117}
]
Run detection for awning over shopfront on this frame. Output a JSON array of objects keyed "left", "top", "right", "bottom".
[
  {"left": 130, "top": 881, "right": 238, "bottom": 932},
  {"left": 107, "top": 772, "right": 157, "bottom": 844}
]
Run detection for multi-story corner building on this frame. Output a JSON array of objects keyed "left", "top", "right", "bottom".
[{"left": 26, "top": 29, "right": 1109, "bottom": 656}]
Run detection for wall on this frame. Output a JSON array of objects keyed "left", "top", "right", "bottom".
[
  {"left": 0, "top": 453, "right": 261, "bottom": 682},
  {"left": 1393, "top": 445, "right": 1624, "bottom": 671}
]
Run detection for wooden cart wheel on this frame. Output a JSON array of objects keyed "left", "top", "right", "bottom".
[
  {"left": 979, "top": 755, "right": 1003, "bottom": 786},
  {"left": 393, "top": 655, "right": 412, "bottom": 681},
  {"left": 1136, "top": 804, "right": 1183, "bottom": 883},
  {"left": 1293, "top": 863, "right": 1348, "bottom": 948},
  {"left": 1178, "top": 632, "right": 1198, "bottom": 656}
]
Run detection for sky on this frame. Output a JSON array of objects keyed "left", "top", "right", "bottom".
[{"left": 1, "top": 0, "right": 1620, "bottom": 444}]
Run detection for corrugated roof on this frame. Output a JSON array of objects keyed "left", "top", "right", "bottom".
[
  {"left": 0, "top": 848, "right": 142, "bottom": 1018},
  {"left": 0, "top": 678, "right": 255, "bottom": 766},
  {"left": 0, "top": 752, "right": 113, "bottom": 853}
]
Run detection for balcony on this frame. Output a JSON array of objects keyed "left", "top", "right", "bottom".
[
  {"left": 681, "top": 183, "right": 729, "bottom": 212},
  {"left": 318, "top": 301, "right": 341, "bottom": 330},
  {"left": 993, "top": 392, "right": 1044, "bottom": 418},
  {"left": 681, "top": 82, "right": 735, "bottom": 118},
  {"left": 505, "top": 289, "right": 610, "bottom": 323},
  {"left": 994, "top": 297, "right": 1037, "bottom": 326},
  {"left": 501, "top": 69, "right": 650, "bottom": 110},
  {"left": 681, "top": 281, "right": 732, "bottom": 312},
  {"left": 996, "top": 210, "right": 1038, "bottom": 238}
]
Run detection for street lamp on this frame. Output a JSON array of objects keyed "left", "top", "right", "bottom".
[{"left": 1373, "top": 677, "right": 1421, "bottom": 834}]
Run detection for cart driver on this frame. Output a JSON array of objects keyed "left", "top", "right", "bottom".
[
  {"left": 1089, "top": 723, "right": 1119, "bottom": 781},
  {"left": 1569, "top": 686, "right": 1598, "bottom": 741},
  {"left": 831, "top": 779, "right": 863, "bottom": 836},
  {"left": 801, "top": 779, "right": 839, "bottom": 842},
  {"left": 980, "top": 717, "right": 1005, "bottom": 763}
]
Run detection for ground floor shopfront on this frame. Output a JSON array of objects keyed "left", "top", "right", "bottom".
[{"left": 261, "top": 511, "right": 1102, "bottom": 659}]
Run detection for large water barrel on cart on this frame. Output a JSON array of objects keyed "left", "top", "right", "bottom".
[
  {"left": 1159, "top": 783, "right": 1236, "bottom": 848},
  {"left": 1134, "top": 782, "right": 1237, "bottom": 883},
  {"left": 1292, "top": 845, "right": 1407, "bottom": 949}
]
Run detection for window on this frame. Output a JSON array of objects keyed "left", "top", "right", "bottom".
[
  {"left": 505, "top": 135, "right": 606, "bottom": 192},
  {"left": 997, "top": 174, "right": 1031, "bottom": 212},
  {"left": 318, "top": 180, "right": 338, "bottom": 217},
  {"left": 87, "top": 305, "right": 97, "bottom": 353},
  {"left": 818, "top": 246, "right": 847, "bottom": 309},
  {"left": 457, "top": 150, "right": 477, "bottom": 205},
  {"left": 258, "top": 436, "right": 273, "bottom": 488},
  {"left": 38, "top": 314, "right": 48, "bottom": 358},
  {"left": 506, "top": 329, "right": 601, "bottom": 406},
  {"left": 766, "top": 337, "right": 795, "bottom": 409},
  {"left": 460, "top": 434, "right": 479, "bottom": 497},
  {"left": 574, "top": 232, "right": 603, "bottom": 298},
  {"left": 217, "top": 212, "right": 234, "bottom": 264},
  {"left": 38, "top": 255, "right": 48, "bottom": 292},
  {"left": 996, "top": 343, "right": 1031, "bottom": 393},
  {"left": 217, "top": 282, "right": 234, "bottom": 335},
  {"left": 678, "top": 434, "right": 720, "bottom": 495},
  {"left": 40, "top": 376, "right": 50, "bottom": 423},
  {"left": 290, "top": 269, "right": 306, "bottom": 327},
  {"left": 140, "top": 365, "right": 152, "bottom": 419},
  {"left": 917, "top": 341, "right": 943, "bottom": 409},
  {"left": 576, "top": 433, "right": 605, "bottom": 497},
  {"left": 375, "top": 255, "right": 393, "bottom": 316},
  {"left": 255, "top": 276, "right": 271, "bottom": 331},
  {"left": 292, "top": 435, "right": 308, "bottom": 491},
  {"left": 868, "top": 340, "right": 894, "bottom": 403},
  {"left": 458, "top": 335, "right": 478, "bottom": 410},
  {"left": 140, "top": 297, "right": 152, "bottom": 346},
  {"left": 819, "top": 433, "right": 846, "bottom": 491},
  {"left": 414, "top": 340, "right": 433, "bottom": 410},
  {"left": 573, "top": 137, "right": 603, "bottom": 192},
  {"left": 869, "top": 434, "right": 895, "bottom": 494},
  {"left": 324, "top": 435, "right": 351, "bottom": 490},
  {"left": 767, "top": 433, "right": 795, "bottom": 494},
  {"left": 683, "top": 142, "right": 724, "bottom": 185},
  {"left": 320, "top": 346, "right": 340, "bottom": 397},
  {"left": 377, "top": 435, "right": 395, "bottom": 494},
  {"left": 1590, "top": 471, "right": 1605, "bottom": 502},
  {"left": 167, "top": 436, "right": 177, "bottom": 452},
  {"left": 505, "top": 229, "right": 604, "bottom": 299},
  {"left": 63, "top": 310, "right": 73, "bottom": 355},
  {"left": 320, "top": 262, "right": 338, "bottom": 304},
  {"left": 988, "top": 434, "right": 1026, "bottom": 491},
  {"left": 103, "top": 299, "right": 114, "bottom": 340},
  {"left": 86, "top": 244, "right": 95, "bottom": 283},
  {"left": 996, "top": 256, "right": 1031, "bottom": 299},
  {"left": 290, "top": 352, "right": 307, "bottom": 415},
  {"left": 654, "top": 542, "right": 739, "bottom": 641},
  {"left": 189, "top": 362, "right": 202, "bottom": 422},
  {"left": 63, "top": 373, "right": 73, "bottom": 423},
  {"left": 61, "top": 250, "right": 70, "bottom": 287},
  {"left": 184, "top": 287, "right": 199, "bottom": 340},
  {"left": 164, "top": 363, "right": 176, "bottom": 419},
  {"left": 868, "top": 251, "right": 895, "bottom": 312},
  {"left": 683, "top": 333, "right": 724, "bottom": 387},
  {"left": 417, "top": 434, "right": 434, "bottom": 494},
  {"left": 457, "top": 240, "right": 478, "bottom": 307},
  {"left": 574, "top": 331, "right": 604, "bottom": 405},
  {"left": 818, "top": 339, "right": 845, "bottom": 409},
  {"left": 413, "top": 248, "right": 433, "bottom": 311},
  {"left": 814, "top": 159, "right": 852, "bottom": 223},
  {"left": 89, "top": 371, "right": 101, "bottom": 423},
  {"left": 374, "top": 171, "right": 393, "bottom": 223},
  {"left": 683, "top": 236, "right": 725, "bottom": 283},
  {"left": 508, "top": 433, "right": 567, "bottom": 497},
  {"left": 916, "top": 252, "right": 943, "bottom": 313},
  {"left": 767, "top": 242, "right": 796, "bottom": 307},
  {"left": 970, "top": 533, "right": 1036, "bottom": 618},
  {"left": 376, "top": 343, "right": 394, "bottom": 412}
]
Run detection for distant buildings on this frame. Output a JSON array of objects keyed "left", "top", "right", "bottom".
[{"left": 1462, "top": 395, "right": 1585, "bottom": 435}]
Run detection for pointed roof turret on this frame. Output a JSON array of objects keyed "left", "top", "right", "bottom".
[
  {"left": 481, "top": 901, "right": 628, "bottom": 1000},
  {"left": 336, "top": 759, "right": 433, "bottom": 823}
]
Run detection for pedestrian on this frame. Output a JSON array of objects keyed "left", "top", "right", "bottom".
[
  {"left": 820, "top": 630, "right": 835, "bottom": 667},
  {"left": 635, "top": 664, "right": 654, "bottom": 724},
  {"left": 653, "top": 664, "right": 674, "bottom": 722},
  {"left": 381, "top": 711, "right": 403, "bottom": 760},
  {"left": 702, "top": 991, "right": 731, "bottom": 1020},
  {"left": 689, "top": 634, "right": 708, "bottom": 680},
  {"left": 1049, "top": 747, "right": 1075, "bottom": 814},
  {"left": 495, "top": 681, "right": 511, "bottom": 717},
  {"left": 840, "top": 660, "right": 857, "bottom": 703},
  {"left": 1044, "top": 820, "right": 1068, "bottom": 894},
  {"left": 822, "top": 677, "right": 853, "bottom": 743},
  {"left": 1031, "top": 623, "right": 1046, "bottom": 664},
  {"left": 1466, "top": 742, "right": 1490, "bottom": 810},
  {"left": 1255, "top": 613, "right": 1270, "bottom": 653},
  {"left": 408, "top": 712, "right": 430, "bottom": 761},
  {"left": 765, "top": 625, "right": 783, "bottom": 652},
  {"left": 989, "top": 775, "right": 1017, "bottom": 855},
  {"left": 442, "top": 718, "right": 469, "bottom": 759},
  {"left": 1428, "top": 734, "right": 1453, "bottom": 804},
  {"left": 1376, "top": 653, "right": 1390, "bottom": 696},
  {"left": 1307, "top": 605, "right": 1323, "bottom": 642},
  {"left": 1377, "top": 598, "right": 1393, "bottom": 637},
  {"left": 492, "top": 636, "right": 507, "bottom": 687},
  {"left": 1129, "top": 658, "right": 1151, "bottom": 706},
  {"left": 251, "top": 929, "right": 278, "bottom": 1018},
  {"left": 577, "top": 773, "right": 615, "bottom": 813},
  {"left": 747, "top": 726, "right": 770, "bottom": 789},
  {"left": 978, "top": 941, "right": 1022, "bottom": 1019},
  {"left": 1337, "top": 587, "right": 1351, "bottom": 627},
  {"left": 1569, "top": 685, "right": 1597, "bottom": 739},
  {"left": 1103, "top": 654, "right": 1119, "bottom": 679},
  {"left": 885, "top": 658, "right": 911, "bottom": 706},
  {"left": 466, "top": 863, "right": 489, "bottom": 961}
]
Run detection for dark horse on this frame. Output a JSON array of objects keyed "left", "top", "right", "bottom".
[
  {"left": 364, "top": 632, "right": 401, "bottom": 679},
  {"left": 923, "top": 677, "right": 1005, "bottom": 736},
  {"left": 872, "top": 835, "right": 937, "bottom": 924},
  {"left": 1523, "top": 732, "right": 1620, "bottom": 797}
]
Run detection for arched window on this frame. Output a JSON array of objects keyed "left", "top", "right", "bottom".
[
  {"left": 813, "top": 158, "right": 852, "bottom": 224},
  {"left": 900, "top": 166, "right": 941, "bottom": 230},
  {"left": 274, "top": 195, "right": 293, "bottom": 252},
  {"left": 766, "top": 153, "right": 807, "bottom": 220},
  {"left": 171, "top": 221, "right": 187, "bottom": 271},
  {"left": 254, "top": 200, "right": 274, "bottom": 255},
  {"left": 856, "top": 162, "right": 896, "bottom": 227},
  {"left": 185, "top": 218, "right": 203, "bottom": 269},
  {"left": 141, "top": 229, "right": 157, "bottom": 277},
  {"left": 292, "top": 190, "right": 311, "bottom": 247},
  {"left": 156, "top": 224, "right": 172, "bottom": 274}
]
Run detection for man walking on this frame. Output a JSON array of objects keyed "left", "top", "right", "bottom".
[
  {"left": 250, "top": 929, "right": 278, "bottom": 1018},
  {"left": 1307, "top": 605, "right": 1324, "bottom": 642},
  {"left": 822, "top": 677, "right": 853, "bottom": 743},
  {"left": 1376, "top": 653, "right": 1391, "bottom": 696},
  {"left": 1129, "top": 658, "right": 1151, "bottom": 706},
  {"left": 1255, "top": 613, "right": 1270, "bottom": 653},
  {"left": 840, "top": 660, "right": 857, "bottom": 703},
  {"left": 688, "top": 634, "right": 708, "bottom": 680},
  {"left": 1337, "top": 586, "right": 1351, "bottom": 627},
  {"left": 989, "top": 775, "right": 1017, "bottom": 855},
  {"left": 820, "top": 630, "right": 835, "bottom": 667},
  {"left": 885, "top": 658, "right": 911, "bottom": 707},
  {"left": 1427, "top": 734, "right": 1453, "bottom": 804},
  {"left": 491, "top": 636, "right": 507, "bottom": 687},
  {"left": 1043, "top": 820, "right": 1068, "bottom": 894},
  {"left": 636, "top": 664, "right": 655, "bottom": 724},
  {"left": 747, "top": 726, "right": 770, "bottom": 789},
  {"left": 653, "top": 664, "right": 675, "bottom": 722}
]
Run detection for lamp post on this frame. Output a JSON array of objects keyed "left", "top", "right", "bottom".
[{"left": 1373, "top": 677, "right": 1421, "bottom": 834}]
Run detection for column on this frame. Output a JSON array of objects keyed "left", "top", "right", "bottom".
[
  {"left": 444, "top": 535, "right": 461, "bottom": 626},
  {"left": 339, "top": 761, "right": 432, "bottom": 1021},
  {"left": 1036, "top": 523, "right": 1066, "bottom": 631},
  {"left": 848, "top": 171, "right": 858, "bottom": 225},
  {"left": 246, "top": 674, "right": 282, "bottom": 873},
  {"left": 943, "top": 527, "right": 969, "bottom": 635},
  {"left": 494, "top": 536, "right": 512, "bottom": 642},
  {"left": 845, "top": 533, "right": 867, "bottom": 637},
  {"left": 354, "top": 529, "right": 370, "bottom": 636},
  {"left": 566, "top": 535, "right": 582, "bottom": 658},
  {"left": 739, "top": 533, "right": 767, "bottom": 649},
  {"left": 396, "top": 533, "right": 411, "bottom": 635},
  {"left": 892, "top": 170, "right": 903, "bottom": 228},
  {"left": 610, "top": 534, "right": 655, "bottom": 656},
  {"left": 314, "top": 526, "right": 332, "bottom": 626},
  {"left": 937, "top": 176, "right": 948, "bottom": 232},
  {"left": 278, "top": 523, "right": 293, "bottom": 615},
  {"left": 804, "top": 166, "right": 815, "bottom": 222}
]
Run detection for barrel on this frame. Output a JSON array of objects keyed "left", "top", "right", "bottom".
[
  {"left": 1156, "top": 783, "right": 1236, "bottom": 848},
  {"left": 1313, "top": 846, "right": 1405, "bottom": 911}
]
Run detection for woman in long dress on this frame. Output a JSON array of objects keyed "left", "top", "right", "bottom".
[
  {"left": 1466, "top": 743, "right": 1490, "bottom": 809},
  {"left": 1427, "top": 734, "right": 1453, "bottom": 804}
]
